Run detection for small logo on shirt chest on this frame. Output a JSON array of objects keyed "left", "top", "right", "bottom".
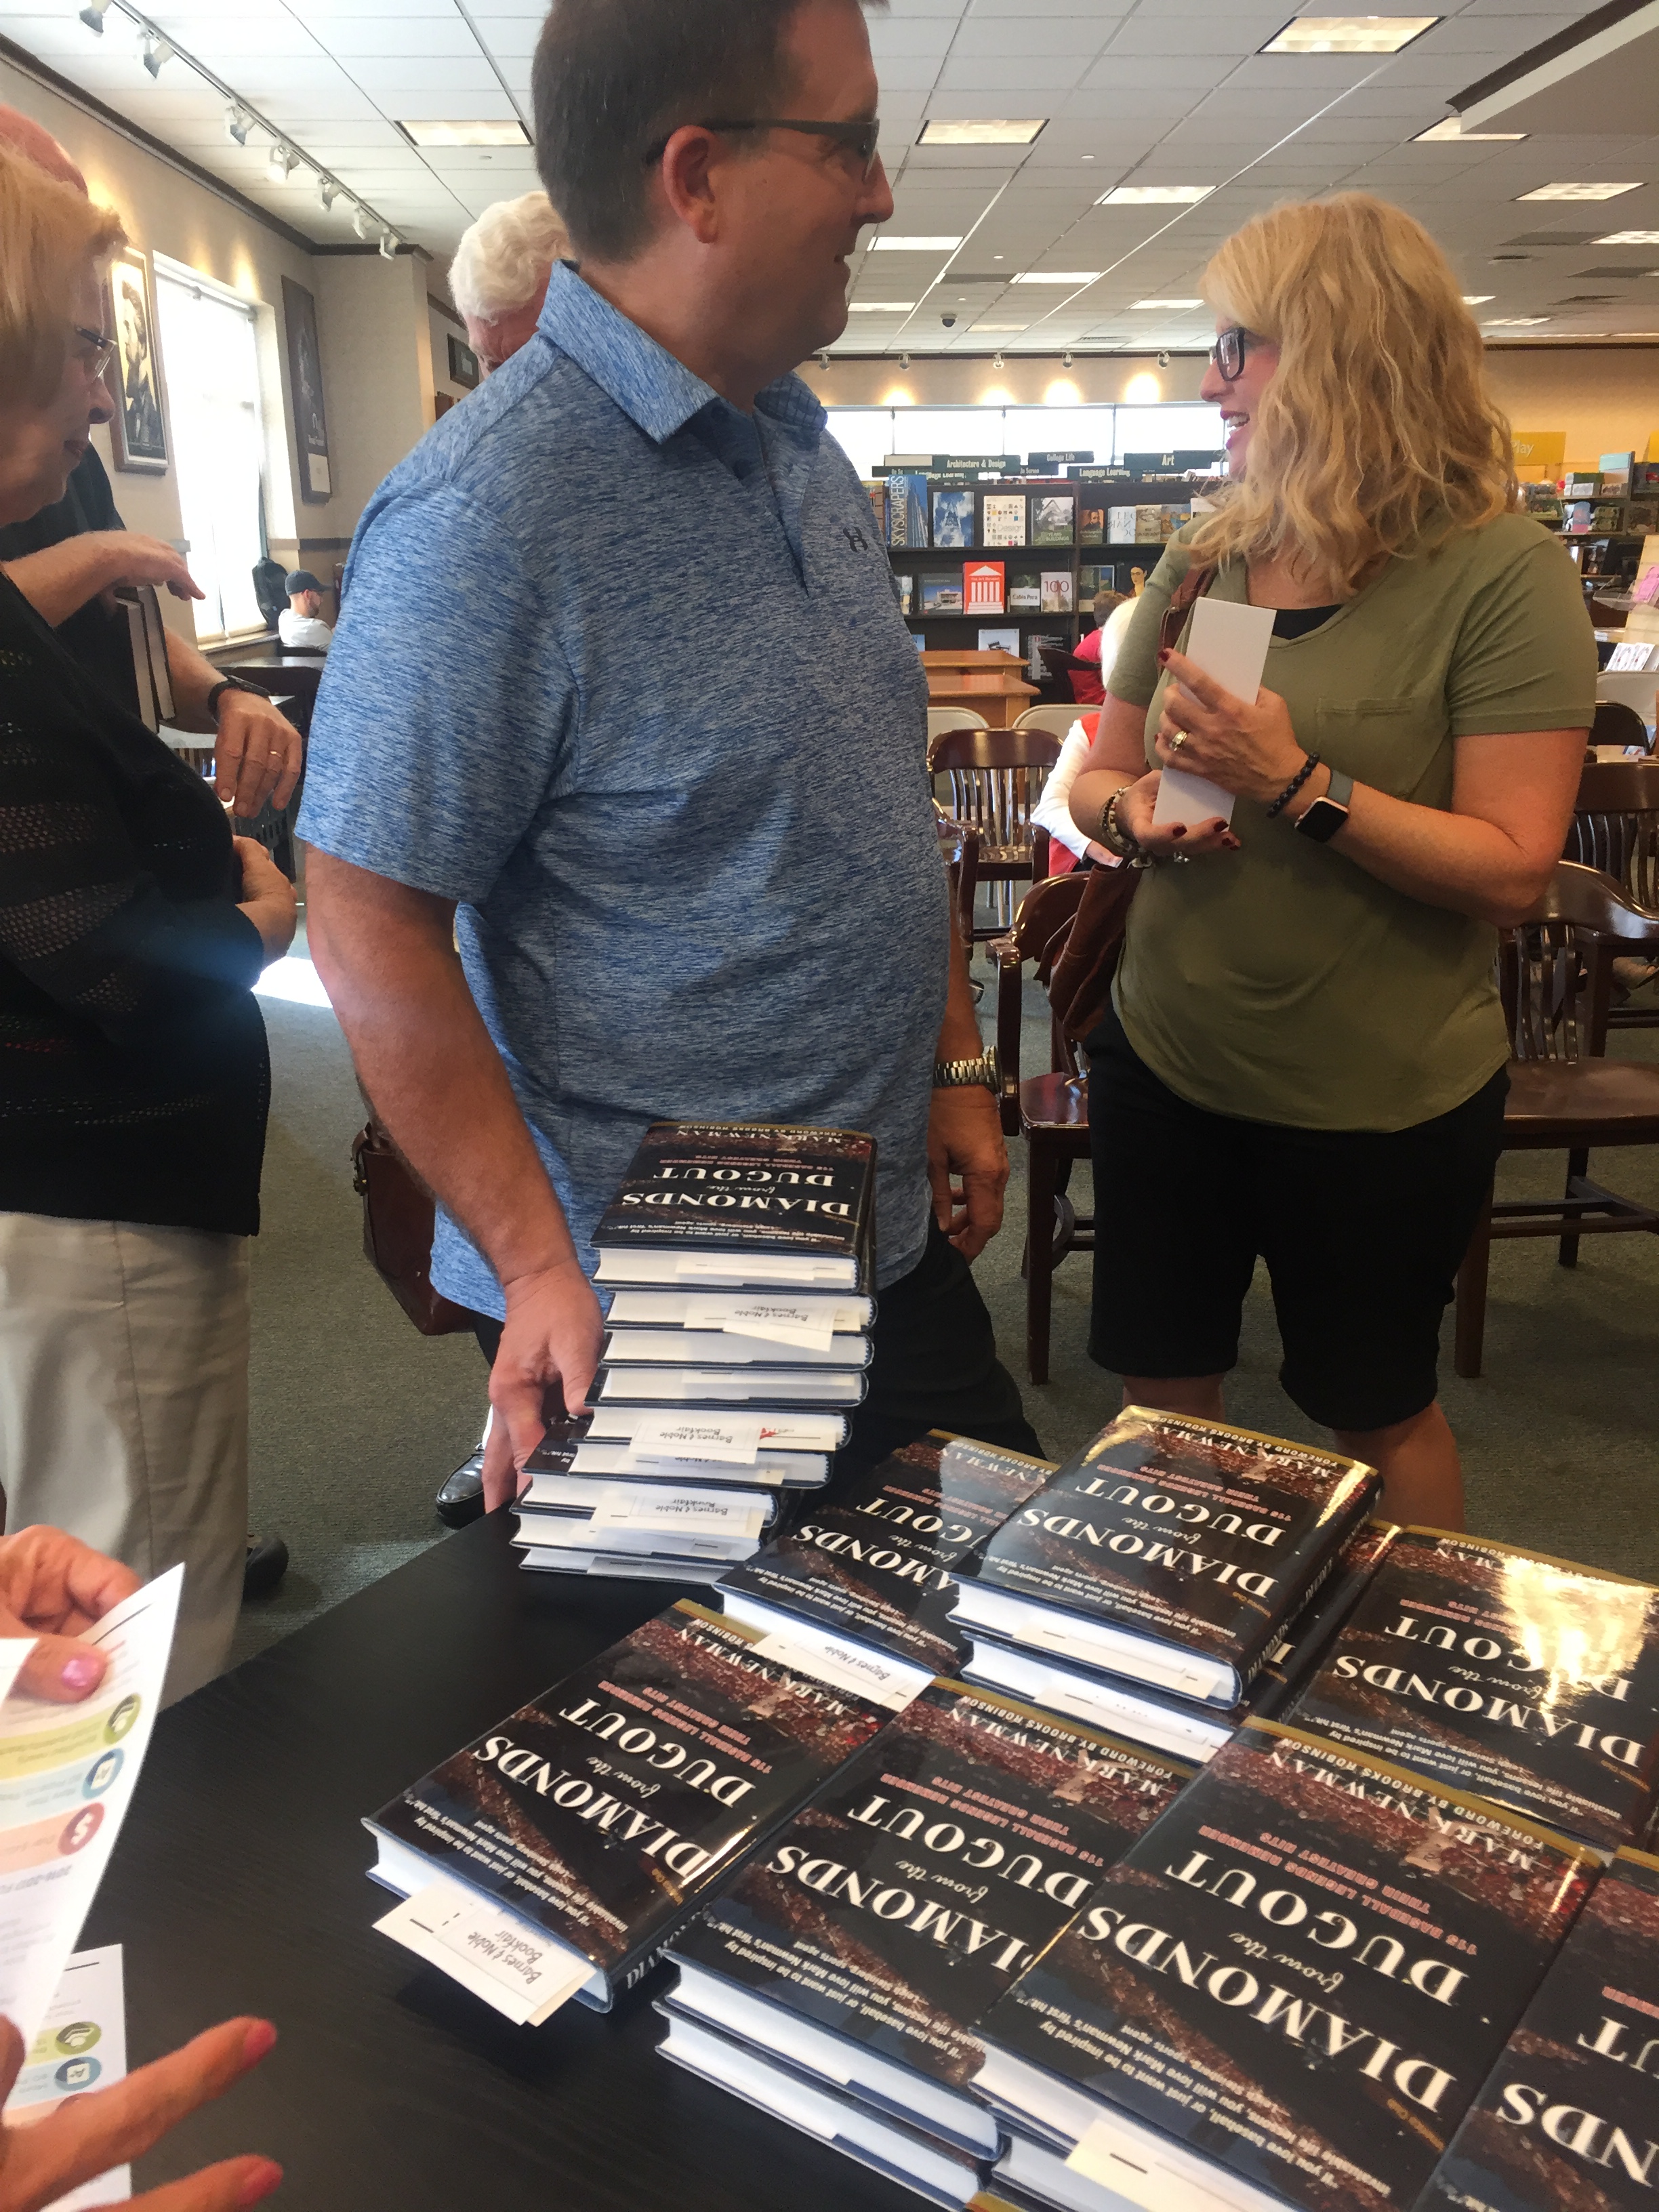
[{"left": 842, "top": 525, "right": 871, "bottom": 553}]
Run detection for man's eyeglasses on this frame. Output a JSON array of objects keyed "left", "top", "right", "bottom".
[
  {"left": 71, "top": 324, "right": 117, "bottom": 380},
  {"left": 1209, "top": 326, "right": 1258, "bottom": 383},
  {"left": 642, "top": 117, "right": 882, "bottom": 179}
]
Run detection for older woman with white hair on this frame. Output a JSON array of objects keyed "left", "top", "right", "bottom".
[
  {"left": 449, "top": 189, "right": 570, "bottom": 375},
  {"left": 1068, "top": 192, "right": 1596, "bottom": 1529}
]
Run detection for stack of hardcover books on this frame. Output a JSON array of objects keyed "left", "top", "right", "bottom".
[
  {"left": 513, "top": 1122, "right": 876, "bottom": 1584},
  {"left": 716, "top": 1429, "right": 1059, "bottom": 1692},
  {"left": 658, "top": 1677, "right": 1193, "bottom": 2206},
  {"left": 972, "top": 1717, "right": 1600, "bottom": 2212},
  {"left": 365, "top": 1598, "right": 914, "bottom": 2026},
  {"left": 948, "top": 1409, "right": 1382, "bottom": 1764},
  {"left": 1286, "top": 1527, "right": 1659, "bottom": 1851}
]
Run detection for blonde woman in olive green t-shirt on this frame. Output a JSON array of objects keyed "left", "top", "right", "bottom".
[{"left": 1069, "top": 193, "right": 1595, "bottom": 1532}]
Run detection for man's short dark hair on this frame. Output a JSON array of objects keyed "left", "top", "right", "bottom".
[{"left": 533, "top": 0, "right": 861, "bottom": 262}]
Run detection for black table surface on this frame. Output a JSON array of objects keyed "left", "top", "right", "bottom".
[{"left": 83, "top": 1512, "right": 920, "bottom": 2211}]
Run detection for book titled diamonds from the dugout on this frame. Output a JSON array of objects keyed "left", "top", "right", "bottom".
[
  {"left": 590, "top": 1124, "right": 875, "bottom": 1287},
  {"left": 951, "top": 1408, "right": 1380, "bottom": 1705},
  {"left": 975, "top": 1718, "right": 1599, "bottom": 2212},
  {"left": 365, "top": 1601, "right": 895, "bottom": 2011},
  {"left": 1418, "top": 1843, "right": 1659, "bottom": 2211},
  {"left": 719, "top": 1431, "right": 1059, "bottom": 1675},
  {"left": 664, "top": 1680, "right": 1193, "bottom": 2154},
  {"left": 1289, "top": 1528, "right": 1659, "bottom": 1851}
]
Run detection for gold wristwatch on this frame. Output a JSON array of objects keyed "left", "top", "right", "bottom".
[{"left": 933, "top": 1047, "right": 1000, "bottom": 1092}]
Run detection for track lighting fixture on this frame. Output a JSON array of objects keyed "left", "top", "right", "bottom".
[
  {"left": 78, "top": 0, "right": 110, "bottom": 30},
  {"left": 226, "top": 104, "right": 253, "bottom": 146},
  {"left": 817, "top": 349, "right": 830, "bottom": 369},
  {"left": 992, "top": 350, "right": 1004, "bottom": 370},
  {"left": 899, "top": 352, "right": 910, "bottom": 371},
  {"left": 352, "top": 203, "right": 372, "bottom": 240},
  {"left": 1062, "top": 350, "right": 1073, "bottom": 368},
  {"left": 318, "top": 177, "right": 338, "bottom": 210},
  {"left": 141, "top": 30, "right": 173, "bottom": 77},
  {"left": 267, "top": 143, "right": 298, "bottom": 182},
  {"left": 378, "top": 228, "right": 398, "bottom": 259}
]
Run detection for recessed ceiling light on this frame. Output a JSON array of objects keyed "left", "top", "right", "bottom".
[
  {"left": 976, "top": 324, "right": 1030, "bottom": 331},
  {"left": 847, "top": 302, "right": 915, "bottom": 311},
  {"left": 1462, "top": 293, "right": 1494, "bottom": 303},
  {"left": 918, "top": 119, "right": 1046, "bottom": 146},
  {"left": 1484, "top": 314, "right": 1549, "bottom": 325},
  {"left": 397, "top": 119, "right": 530, "bottom": 148},
  {"left": 1099, "top": 185, "right": 1214, "bottom": 205},
  {"left": 1414, "top": 117, "right": 1524, "bottom": 142},
  {"left": 1262, "top": 16, "right": 1438, "bottom": 55},
  {"left": 1131, "top": 298, "right": 1204, "bottom": 309},
  {"left": 1518, "top": 182, "right": 1642, "bottom": 202},
  {"left": 1011, "top": 271, "right": 1101, "bottom": 285},
  {"left": 871, "top": 236, "right": 962, "bottom": 251},
  {"left": 1597, "top": 230, "right": 1659, "bottom": 245}
]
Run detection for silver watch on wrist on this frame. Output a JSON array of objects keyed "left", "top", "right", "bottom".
[{"left": 933, "top": 1046, "right": 1000, "bottom": 1094}]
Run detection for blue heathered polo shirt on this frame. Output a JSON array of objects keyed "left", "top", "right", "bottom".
[{"left": 299, "top": 262, "right": 947, "bottom": 1317}]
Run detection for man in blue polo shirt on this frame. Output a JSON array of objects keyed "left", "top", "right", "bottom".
[{"left": 301, "top": 0, "right": 1038, "bottom": 1512}]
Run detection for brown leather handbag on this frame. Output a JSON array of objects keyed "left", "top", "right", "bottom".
[
  {"left": 350, "top": 1120, "right": 473, "bottom": 1335},
  {"left": 1045, "top": 559, "right": 1219, "bottom": 1043}
]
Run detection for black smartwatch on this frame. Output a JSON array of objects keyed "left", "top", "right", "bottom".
[
  {"left": 1295, "top": 765, "right": 1353, "bottom": 844},
  {"left": 205, "top": 676, "right": 271, "bottom": 720}
]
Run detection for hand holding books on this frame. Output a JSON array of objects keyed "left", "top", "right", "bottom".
[{"left": 483, "top": 1252, "right": 605, "bottom": 1512}]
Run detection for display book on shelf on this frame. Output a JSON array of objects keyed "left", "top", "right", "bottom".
[
  {"left": 874, "top": 470, "right": 1201, "bottom": 651},
  {"left": 512, "top": 1120, "right": 877, "bottom": 1584}
]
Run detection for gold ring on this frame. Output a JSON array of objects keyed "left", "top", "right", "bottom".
[{"left": 1170, "top": 732, "right": 1187, "bottom": 753}]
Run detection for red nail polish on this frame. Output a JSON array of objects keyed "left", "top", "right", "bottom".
[
  {"left": 1170, "top": 825, "right": 1186, "bottom": 838},
  {"left": 1157, "top": 648, "right": 1171, "bottom": 666}
]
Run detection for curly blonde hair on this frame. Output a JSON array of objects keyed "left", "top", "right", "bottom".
[
  {"left": 0, "top": 145, "right": 123, "bottom": 405},
  {"left": 1188, "top": 193, "right": 1515, "bottom": 594}
]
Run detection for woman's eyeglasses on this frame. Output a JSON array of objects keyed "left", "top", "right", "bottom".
[
  {"left": 1209, "top": 326, "right": 1258, "bottom": 382},
  {"left": 642, "top": 117, "right": 882, "bottom": 179},
  {"left": 71, "top": 325, "right": 117, "bottom": 380}
]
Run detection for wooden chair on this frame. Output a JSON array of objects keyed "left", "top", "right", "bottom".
[
  {"left": 928, "top": 725, "right": 1061, "bottom": 941},
  {"left": 1453, "top": 861, "right": 1659, "bottom": 1376},
  {"left": 994, "top": 873, "right": 1092, "bottom": 1382},
  {"left": 1014, "top": 703, "right": 1086, "bottom": 742},
  {"left": 933, "top": 806, "right": 981, "bottom": 961},
  {"left": 1566, "top": 758, "right": 1659, "bottom": 1031},
  {"left": 1591, "top": 698, "right": 1650, "bottom": 754}
]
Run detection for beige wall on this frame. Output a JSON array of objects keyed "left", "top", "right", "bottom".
[
  {"left": 0, "top": 55, "right": 437, "bottom": 639},
  {"left": 1482, "top": 347, "right": 1659, "bottom": 471}
]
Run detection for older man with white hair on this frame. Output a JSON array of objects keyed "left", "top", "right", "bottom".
[{"left": 449, "top": 190, "right": 570, "bottom": 376}]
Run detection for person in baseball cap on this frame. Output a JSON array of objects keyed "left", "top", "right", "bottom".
[{"left": 279, "top": 569, "right": 333, "bottom": 652}]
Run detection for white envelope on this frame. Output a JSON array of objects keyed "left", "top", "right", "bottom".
[{"left": 1152, "top": 597, "right": 1276, "bottom": 831}]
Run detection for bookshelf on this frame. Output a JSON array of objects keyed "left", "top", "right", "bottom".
[{"left": 868, "top": 469, "right": 1212, "bottom": 660}]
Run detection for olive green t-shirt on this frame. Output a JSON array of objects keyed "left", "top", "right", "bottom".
[{"left": 1108, "top": 512, "right": 1597, "bottom": 1131}]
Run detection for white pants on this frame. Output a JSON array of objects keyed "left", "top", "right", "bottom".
[{"left": 0, "top": 1212, "right": 249, "bottom": 1703}]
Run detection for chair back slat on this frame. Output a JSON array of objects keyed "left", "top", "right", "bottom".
[
  {"left": 927, "top": 728, "right": 1061, "bottom": 856},
  {"left": 1568, "top": 760, "right": 1659, "bottom": 909}
]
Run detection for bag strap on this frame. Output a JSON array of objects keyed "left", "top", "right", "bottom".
[{"left": 1158, "top": 560, "right": 1218, "bottom": 657}]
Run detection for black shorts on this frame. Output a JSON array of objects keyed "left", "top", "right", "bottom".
[{"left": 1086, "top": 1001, "right": 1507, "bottom": 1433}]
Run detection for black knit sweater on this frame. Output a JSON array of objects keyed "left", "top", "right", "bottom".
[{"left": 0, "top": 571, "right": 269, "bottom": 1235}]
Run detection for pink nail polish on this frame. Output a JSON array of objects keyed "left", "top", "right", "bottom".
[{"left": 60, "top": 1654, "right": 102, "bottom": 1692}]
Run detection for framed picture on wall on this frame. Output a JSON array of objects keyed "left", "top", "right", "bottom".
[
  {"left": 106, "top": 243, "right": 168, "bottom": 472},
  {"left": 281, "top": 276, "right": 333, "bottom": 505},
  {"left": 447, "top": 334, "right": 480, "bottom": 390}
]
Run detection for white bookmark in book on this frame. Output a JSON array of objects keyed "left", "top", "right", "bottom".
[{"left": 1152, "top": 596, "right": 1275, "bottom": 832}]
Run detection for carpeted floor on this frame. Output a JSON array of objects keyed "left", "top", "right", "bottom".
[{"left": 234, "top": 937, "right": 1659, "bottom": 1667}]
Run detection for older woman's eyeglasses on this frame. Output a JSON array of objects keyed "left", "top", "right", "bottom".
[
  {"left": 71, "top": 325, "right": 117, "bottom": 380},
  {"left": 642, "top": 117, "right": 881, "bottom": 178},
  {"left": 1208, "top": 326, "right": 1258, "bottom": 382}
]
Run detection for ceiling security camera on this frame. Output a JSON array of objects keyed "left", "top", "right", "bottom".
[
  {"left": 1157, "top": 350, "right": 1171, "bottom": 368},
  {"left": 941, "top": 312, "right": 957, "bottom": 328}
]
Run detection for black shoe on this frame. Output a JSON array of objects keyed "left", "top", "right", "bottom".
[
  {"left": 243, "top": 1534, "right": 289, "bottom": 1600},
  {"left": 436, "top": 1450, "right": 487, "bottom": 1528}
]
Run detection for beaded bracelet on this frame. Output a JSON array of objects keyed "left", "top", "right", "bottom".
[
  {"left": 1100, "top": 785, "right": 1154, "bottom": 869},
  {"left": 1265, "top": 751, "right": 1321, "bottom": 819}
]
